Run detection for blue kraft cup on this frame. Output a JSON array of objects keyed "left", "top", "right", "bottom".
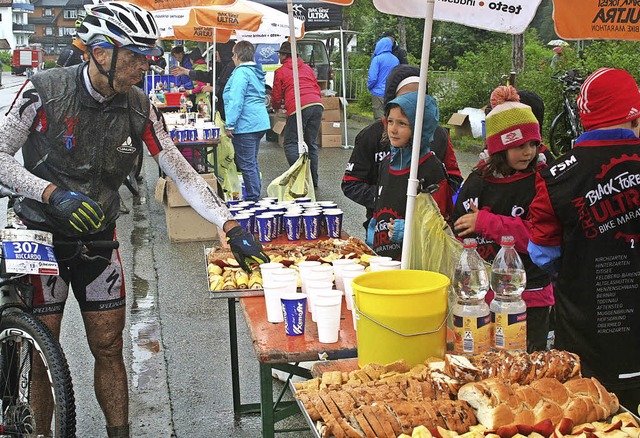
[
  {"left": 295, "top": 197, "right": 311, "bottom": 204},
  {"left": 284, "top": 213, "right": 302, "bottom": 241},
  {"left": 256, "top": 214, "right": 274, "bottom": 243},
  {"left": 187, "top": 127, "right": 197, "bottom": 141},
  {"left": 227, "top": 199, "right": 241, "bottom": 207},
  {"left": 303, "top": 212, "right": 320, "bottom": 240},
  {"left": 211, "top": 127, "right": 221, "bottom": 139},
  {"left": 324, "top": 208, "right": 343, "bottom": 238},
  {"left": 280, "top": 294, "right": 307, "bottom": 336},
  {"left": 176, "top": 127, "right": 187, "bottom": 142},
  {"left": 234, "top": 214, "right": 252, "bottom": 234}
]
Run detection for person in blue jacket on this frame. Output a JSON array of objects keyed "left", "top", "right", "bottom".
[
  {"left": 223, "top": 41, "right": 270, "bottom": 202},
  {"left": 367, "top": 37, "right": 400, "bottom": 121}
]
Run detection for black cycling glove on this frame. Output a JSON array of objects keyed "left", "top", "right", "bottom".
[
  {"left": 48, "top": 188, "right": 105, "bottom": 234},
  {"left": 226, "top": 225, "right": 269, "bottom": 272}
]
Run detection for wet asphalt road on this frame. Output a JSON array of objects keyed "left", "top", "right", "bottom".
[{"left": 0, "top": 72, "right": 482, "bottom": 437}]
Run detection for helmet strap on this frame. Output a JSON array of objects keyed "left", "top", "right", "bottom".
[{"left": 88, "top": 45, "right": 119, "bottom": 92}]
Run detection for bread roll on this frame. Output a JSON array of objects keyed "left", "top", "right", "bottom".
[{"left": 457, "top": 377, "right": 619, "bottom": 430}]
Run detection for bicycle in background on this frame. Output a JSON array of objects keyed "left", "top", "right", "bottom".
[{"left": 549, "top": 69, "right": 584, "bottom": 156}]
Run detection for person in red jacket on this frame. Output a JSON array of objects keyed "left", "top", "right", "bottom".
[{"left": 271, "top": 41, "right": 324, "bottom": 188}]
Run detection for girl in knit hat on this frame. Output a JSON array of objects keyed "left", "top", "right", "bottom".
[
  {"left": 366, "top": 91, "right": 452, "bottom": 260},
  {"left": 450, "top": 85, "right": 554, "bottom": 352}
]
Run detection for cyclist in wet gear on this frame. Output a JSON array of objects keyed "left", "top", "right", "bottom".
[{"left": 0, "top": 2, "right": 267, "bottom": 436}]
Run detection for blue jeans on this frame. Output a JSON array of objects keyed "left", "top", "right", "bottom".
[
  {"left": 232, "top": 131, "right": 265, "bottom": 201},
  {"left": 283, "top": 104, "right": 323, "bottom": 187}
]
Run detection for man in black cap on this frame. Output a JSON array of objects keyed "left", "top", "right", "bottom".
[
  {"left": 342, "top": 65, "right": 463, "bottom": 231},
  {"left": 381, "top": 30, "right": 409, "bottom": 65}
]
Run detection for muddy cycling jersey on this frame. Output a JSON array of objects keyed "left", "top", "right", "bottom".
[
  {"left": 529, "top": 130, "right": 640, "bottom": 391},
  {"left": 0, "top": 64, "right": 232, "bottom": 236}
]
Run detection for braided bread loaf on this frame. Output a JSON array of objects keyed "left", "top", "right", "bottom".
[
  {"left": 457, "top": 377, "right": 619, "bottom": 430},
  {"left": 467, "top": 350, "right": 581, "bottom": 385}
]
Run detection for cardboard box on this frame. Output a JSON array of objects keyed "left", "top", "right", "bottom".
[
  {"left": 320, "top": 134, "right": 343, "bottom": 148},
  {"left": 154, "top": 174, "right": 220, "bottom": 242},
  {"left": 322, "top": 96, "right": 340, "bottom": 110},
  {"left": 322, "top": 108, "right": 342, "bottom": 122},
  {"left": 271, "top": 120, "right": 287, "bottom": 147},
  {"left": 321, "top": 121, "right": 342, "bottom": 136},
  {"left": 447, "top": 113, "right": 473, "bottom": 137}
]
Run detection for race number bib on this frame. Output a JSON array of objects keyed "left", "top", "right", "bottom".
[{"left": 0, "top": 229, "right": 59, "bottom": 276}]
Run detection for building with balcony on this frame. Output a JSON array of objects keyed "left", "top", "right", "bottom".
[
  {"left": 0, "top": 0, "right": 35, "bottom": 49},
  {"left": 29, "top": 0, "right": 89, "bottom": 57}
]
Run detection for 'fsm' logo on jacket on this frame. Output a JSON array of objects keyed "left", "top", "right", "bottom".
[{"left": 63, "top": 115, "right": 79, "bottom": 150}]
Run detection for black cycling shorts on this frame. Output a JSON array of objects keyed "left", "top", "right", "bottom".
[{"left": 29, "top": 226, "right": 125, "bottom": 315}]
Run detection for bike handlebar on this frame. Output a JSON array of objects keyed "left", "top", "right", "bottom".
[{"left": 55, "top": 240, "right": 120, "bottom": 250}]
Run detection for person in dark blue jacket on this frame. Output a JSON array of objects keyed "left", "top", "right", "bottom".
[{"left": 367, "top": 37, "right": 400, "bottom": 121}]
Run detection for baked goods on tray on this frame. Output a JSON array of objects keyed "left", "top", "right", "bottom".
[
  {"left": 206, "top": 237, "right": 375, "bottom": 291},
  {"left": 294, "top": 352, "right": 630, "bottom": 438},
  {"left": 457, "top": 377, "right": 619, "bottom": 429}
]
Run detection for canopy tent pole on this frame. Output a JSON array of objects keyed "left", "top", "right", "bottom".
[
  {"left": 400, "top": 0, "right": 435, "bottom": 269},
  {"left": 339, "top": 26, "right": 352, "bottom": 149},
  {"left": 212, "top": 28, "right": 217, "bottom": 120},
  {"left": 287, "top": 0, "right": 307, "bottom": 155}
]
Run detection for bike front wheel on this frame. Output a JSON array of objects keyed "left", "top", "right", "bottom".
[
  {"left": 0, "top": 312, "right": 76, "bottom": 437},
  {"left": 549, "top": 109, "right": 575, "bottom": 157}
]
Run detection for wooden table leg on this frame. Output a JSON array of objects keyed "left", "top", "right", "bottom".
[{"left": 260, "top": 362, "right": 275, "bottom": 438}]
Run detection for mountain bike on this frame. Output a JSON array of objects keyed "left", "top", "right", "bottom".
[
  {"left": 0, "top": 212, "right": 75, "bottom": 436},
  {"left": 0, "top": 186, "right": 126, "bottom": 437},
  {"left": 549, "top": 69, "right": 584, "bottom": 156}
]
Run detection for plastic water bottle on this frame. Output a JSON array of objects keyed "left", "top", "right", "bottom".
[
  {"left": 451, "top": 238, "right": 491, "bottom": 355},
  {"left": 490, "top": 235, "right": 527, "bottom": 352}
]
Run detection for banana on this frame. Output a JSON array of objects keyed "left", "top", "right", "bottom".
[
  {"left": 235, "top": 270, "right": 249, "bottom": 289},
  {"left": 208, "top": 274, "right": 224, "bottom": 291},
  {"left": 248, "top": 271, "right": 263, "bottom": 289},
  {"left": 207, "top": 263, "right": 223, "bottom": 275},
  {"left": 221, "top": 269, "right": 236, "bottom": 290}
]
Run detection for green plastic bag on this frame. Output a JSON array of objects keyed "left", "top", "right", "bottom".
[
  {"left": 267, "top": 153, "right": 316, "bottom": 201},
  {"left": 213, "top": 112, "right": 242, "bottom": 200},
  {"left": 407, "top": 192, "right": 463, "bottom": 280}
]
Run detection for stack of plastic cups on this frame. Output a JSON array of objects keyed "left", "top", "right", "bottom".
[
  {"left": 305, "top": 281, "right": 334, "bottom": 322},
  {"left": 340, "top": 264, "right": 365, "bottom": 330},
  {"left": 305, "top": 265, "right": 334, "bottom": 320},
  {"left": 270, "top": 269, "right": 298, "bottom": 294},
  {"left": 368, "top": 256, "right": 392, "bottom": 272},
  {"left": 331, "top": 258, "right": 356, "bottom": 293},
  {"left": 260, "top": 262, "right": 284, "bottom": 323},
  {"left": 314, "top": 290, "right": 343, "bottom": 343},
  {"left": 298, "top": 260, "right": 321, "bottom": 296}
]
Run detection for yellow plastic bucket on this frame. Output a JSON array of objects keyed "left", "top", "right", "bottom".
[{"left": 352, "top": 270, "right": 449, "bottom": 367}]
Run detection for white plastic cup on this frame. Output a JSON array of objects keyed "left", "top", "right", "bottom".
[
  {"left": 377, "top": 260, "right": 402, "bottom": 271},
  {"left": 314, "top": 292, "right": 343, "bottom": 343},
  {"left": 269, "top": 269, "right": 298, "bottom": 294},
  {"left": 331, "top": 258, "right": 356, "bottom": 292},
  {"left": 308, "top": 265, "right": 334, "bottom": 284},
  {"left": 263, "top": 281, "right": 289, "bottom": 323},
  {"left": 305, "top": 280, "right": 333, "bottom": 322},
  {"left": 298, "top": 260, "right": 322, "bottom": 295},
  {"left": 340, "top": 264, "right": 365, "bottom": 314},
  {"left": 369, "top": 256, "right": 392, "bottom": 272},
  {"left": 260, "top": 262, "right": 283, "bottom": 287}
]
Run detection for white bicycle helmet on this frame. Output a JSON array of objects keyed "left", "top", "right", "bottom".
[{"left": 78, "top": 1, "right": 162, "bottom": 57}]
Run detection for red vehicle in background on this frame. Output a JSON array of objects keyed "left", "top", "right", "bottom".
[{"left": 11, "top": 46, "right": 44, "bottom": 76}]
